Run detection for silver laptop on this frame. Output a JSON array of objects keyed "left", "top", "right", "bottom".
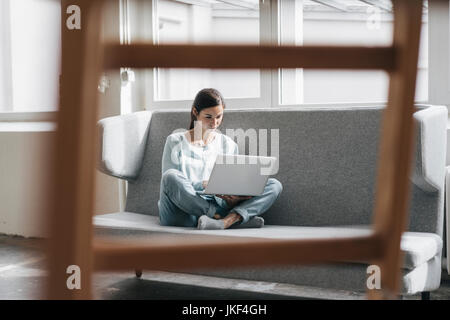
[{"left": 201, "top": 154, "right": 278, "bottom": 196}]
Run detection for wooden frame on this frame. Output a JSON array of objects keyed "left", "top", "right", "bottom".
[
  {"left": 48, "top": 0, "right": 425, "bottom": 299},
  {"left": 102, "top": 44, "right": 396, "bottom": 70}
]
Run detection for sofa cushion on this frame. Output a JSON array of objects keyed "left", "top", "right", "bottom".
[{"left": 93, "top": 212, "right": 442, "bottom": 270}]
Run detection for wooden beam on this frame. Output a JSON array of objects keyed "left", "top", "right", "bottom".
[
  {"left": 93, "top": 234, "right": 383, "bottom": 271},
  {"left": 103, "top": 44, "right": 396, "bottom": 70},
  {"left": 368, "top": 0, "right": 423, "bottom": 300},
  {"left": 47, "top": 0, "right": 104, "bottom": 300}
]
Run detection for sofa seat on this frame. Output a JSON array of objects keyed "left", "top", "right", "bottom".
[{"left": 93, "top": 212, "right": 442, "bottom": 271}]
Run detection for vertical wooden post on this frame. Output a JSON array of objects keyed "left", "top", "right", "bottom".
[
  {"left": 368, "top": 0, "right": 423, "bottom": 299},
  {"left": 46, "top": 0, "right": 103, "bottom": 299}
]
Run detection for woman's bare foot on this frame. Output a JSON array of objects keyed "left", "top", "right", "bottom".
[{"left": 222, "top": 212, "right": 242, "bottom": 229}]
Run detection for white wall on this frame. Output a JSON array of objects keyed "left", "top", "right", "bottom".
[
  {"left": 0, "top": 0, "right": 61, "bottom": 237},
  {"left": 0, "top": 125, "right": 55, "bottom": 237},
  {"left": 0, "top": 127, "right": 120, "bottom": 238},
  {"left": 0, "top": 0, "right": 121, "bottom": 238}
]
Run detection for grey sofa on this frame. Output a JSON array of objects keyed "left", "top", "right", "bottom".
[{"left": 94, "top": 105, "right": 447, "bottom": 298}]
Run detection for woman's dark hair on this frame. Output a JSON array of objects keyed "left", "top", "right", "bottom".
[{"left": 189, "top": 88, "right": 225, "bottom": 130}]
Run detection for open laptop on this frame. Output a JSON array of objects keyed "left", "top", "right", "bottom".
[{"left": 200, "top": 154, "right": 278, "bottom": 196}]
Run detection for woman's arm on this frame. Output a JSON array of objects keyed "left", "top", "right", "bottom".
[{"left": 161, "top": 135, "right": 181, "bottom": 174}]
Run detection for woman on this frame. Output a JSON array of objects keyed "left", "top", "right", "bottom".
[{"left": 158, "top": 88, "right": 282, "bottom": 230}]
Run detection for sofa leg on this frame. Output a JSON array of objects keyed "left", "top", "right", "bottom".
[
  {"left": 135, "top": 269, "right": 143, "bottom": 278},
  {"left": 421, "top": 292, "right": 430, "bottom": 300}
]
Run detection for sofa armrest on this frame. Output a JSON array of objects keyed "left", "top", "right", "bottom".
[
  {"left": 97, "top": 111, "right": 152, "bottom": 181},
  {"left": 411, "top": 105, "right": 448, "bottom": 193}
]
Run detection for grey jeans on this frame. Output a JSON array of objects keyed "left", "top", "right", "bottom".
[{"left": 158, "top": 169, "right": 283, "bottom": 228}]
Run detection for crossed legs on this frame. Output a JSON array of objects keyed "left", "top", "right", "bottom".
[{"left": 158, "top": 169, "right": 283, "bottom": 229}]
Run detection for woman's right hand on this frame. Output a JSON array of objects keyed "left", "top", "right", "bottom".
[{"left": 215, "top": 195, "right": 253, "bottom": 208}]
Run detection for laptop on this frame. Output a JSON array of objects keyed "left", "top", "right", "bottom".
[{"left": 200, "top": 154, "right": 278, "bottom": 196}]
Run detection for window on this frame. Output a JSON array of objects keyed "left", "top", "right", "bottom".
[
  {"left": 0, "top": 0, "right": 61, "bottom": 113},
  {"left": 153, "top": 0, "right": 265, "bottom": 106},
  {"left": 155, "top": 0, "right": 260, "bottom": 101},
  {"left": 124, "top": 0, "right": 270, "bottom": 110},
  {"left": 125, "top": 0, "right": 430, "bottom": 111},
  {"left": 279, "top": 0, "right": 428, "bottom": 105}
]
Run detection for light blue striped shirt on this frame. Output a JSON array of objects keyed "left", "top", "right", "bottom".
[{"left": 161, "top": 131, "right": 239, "bottom": 203}]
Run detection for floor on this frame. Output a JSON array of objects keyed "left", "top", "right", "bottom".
[{"left": 1, "top": 234, "right": 449, "bottom": 300}]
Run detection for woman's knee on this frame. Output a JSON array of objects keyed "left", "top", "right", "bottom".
[
  {"left": 159, "top": 212, "right": 197, "bottom": 228},
  {"left": 161, "top": 169, "right": 182, "bottom": 190},
  {"left": 267, "top": 178, "right": 283, "bottom": 196}
]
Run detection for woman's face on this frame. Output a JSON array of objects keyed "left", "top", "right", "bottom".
[{"left": 193, "top": 105, "right": 224, "bottom": 131}]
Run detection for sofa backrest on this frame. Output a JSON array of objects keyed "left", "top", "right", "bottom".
[{"left": 122, "top": 106, "right": 447, "bottom": 235}]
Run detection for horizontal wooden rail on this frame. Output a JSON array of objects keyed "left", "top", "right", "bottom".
[
  {"left": 103, "top": 44, "right": 397, "bottom": 70},
  {"left": 93, "top": 233, "right": 383, "bottom": 271}
]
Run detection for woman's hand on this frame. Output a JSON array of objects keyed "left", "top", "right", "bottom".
[{"left": 215, "top": 194, "right": 253, "bottom": 208}]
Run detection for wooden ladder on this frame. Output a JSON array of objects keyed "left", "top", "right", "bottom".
[{"left": 47, "top": 0, "right": 425, "bottom": 299}]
